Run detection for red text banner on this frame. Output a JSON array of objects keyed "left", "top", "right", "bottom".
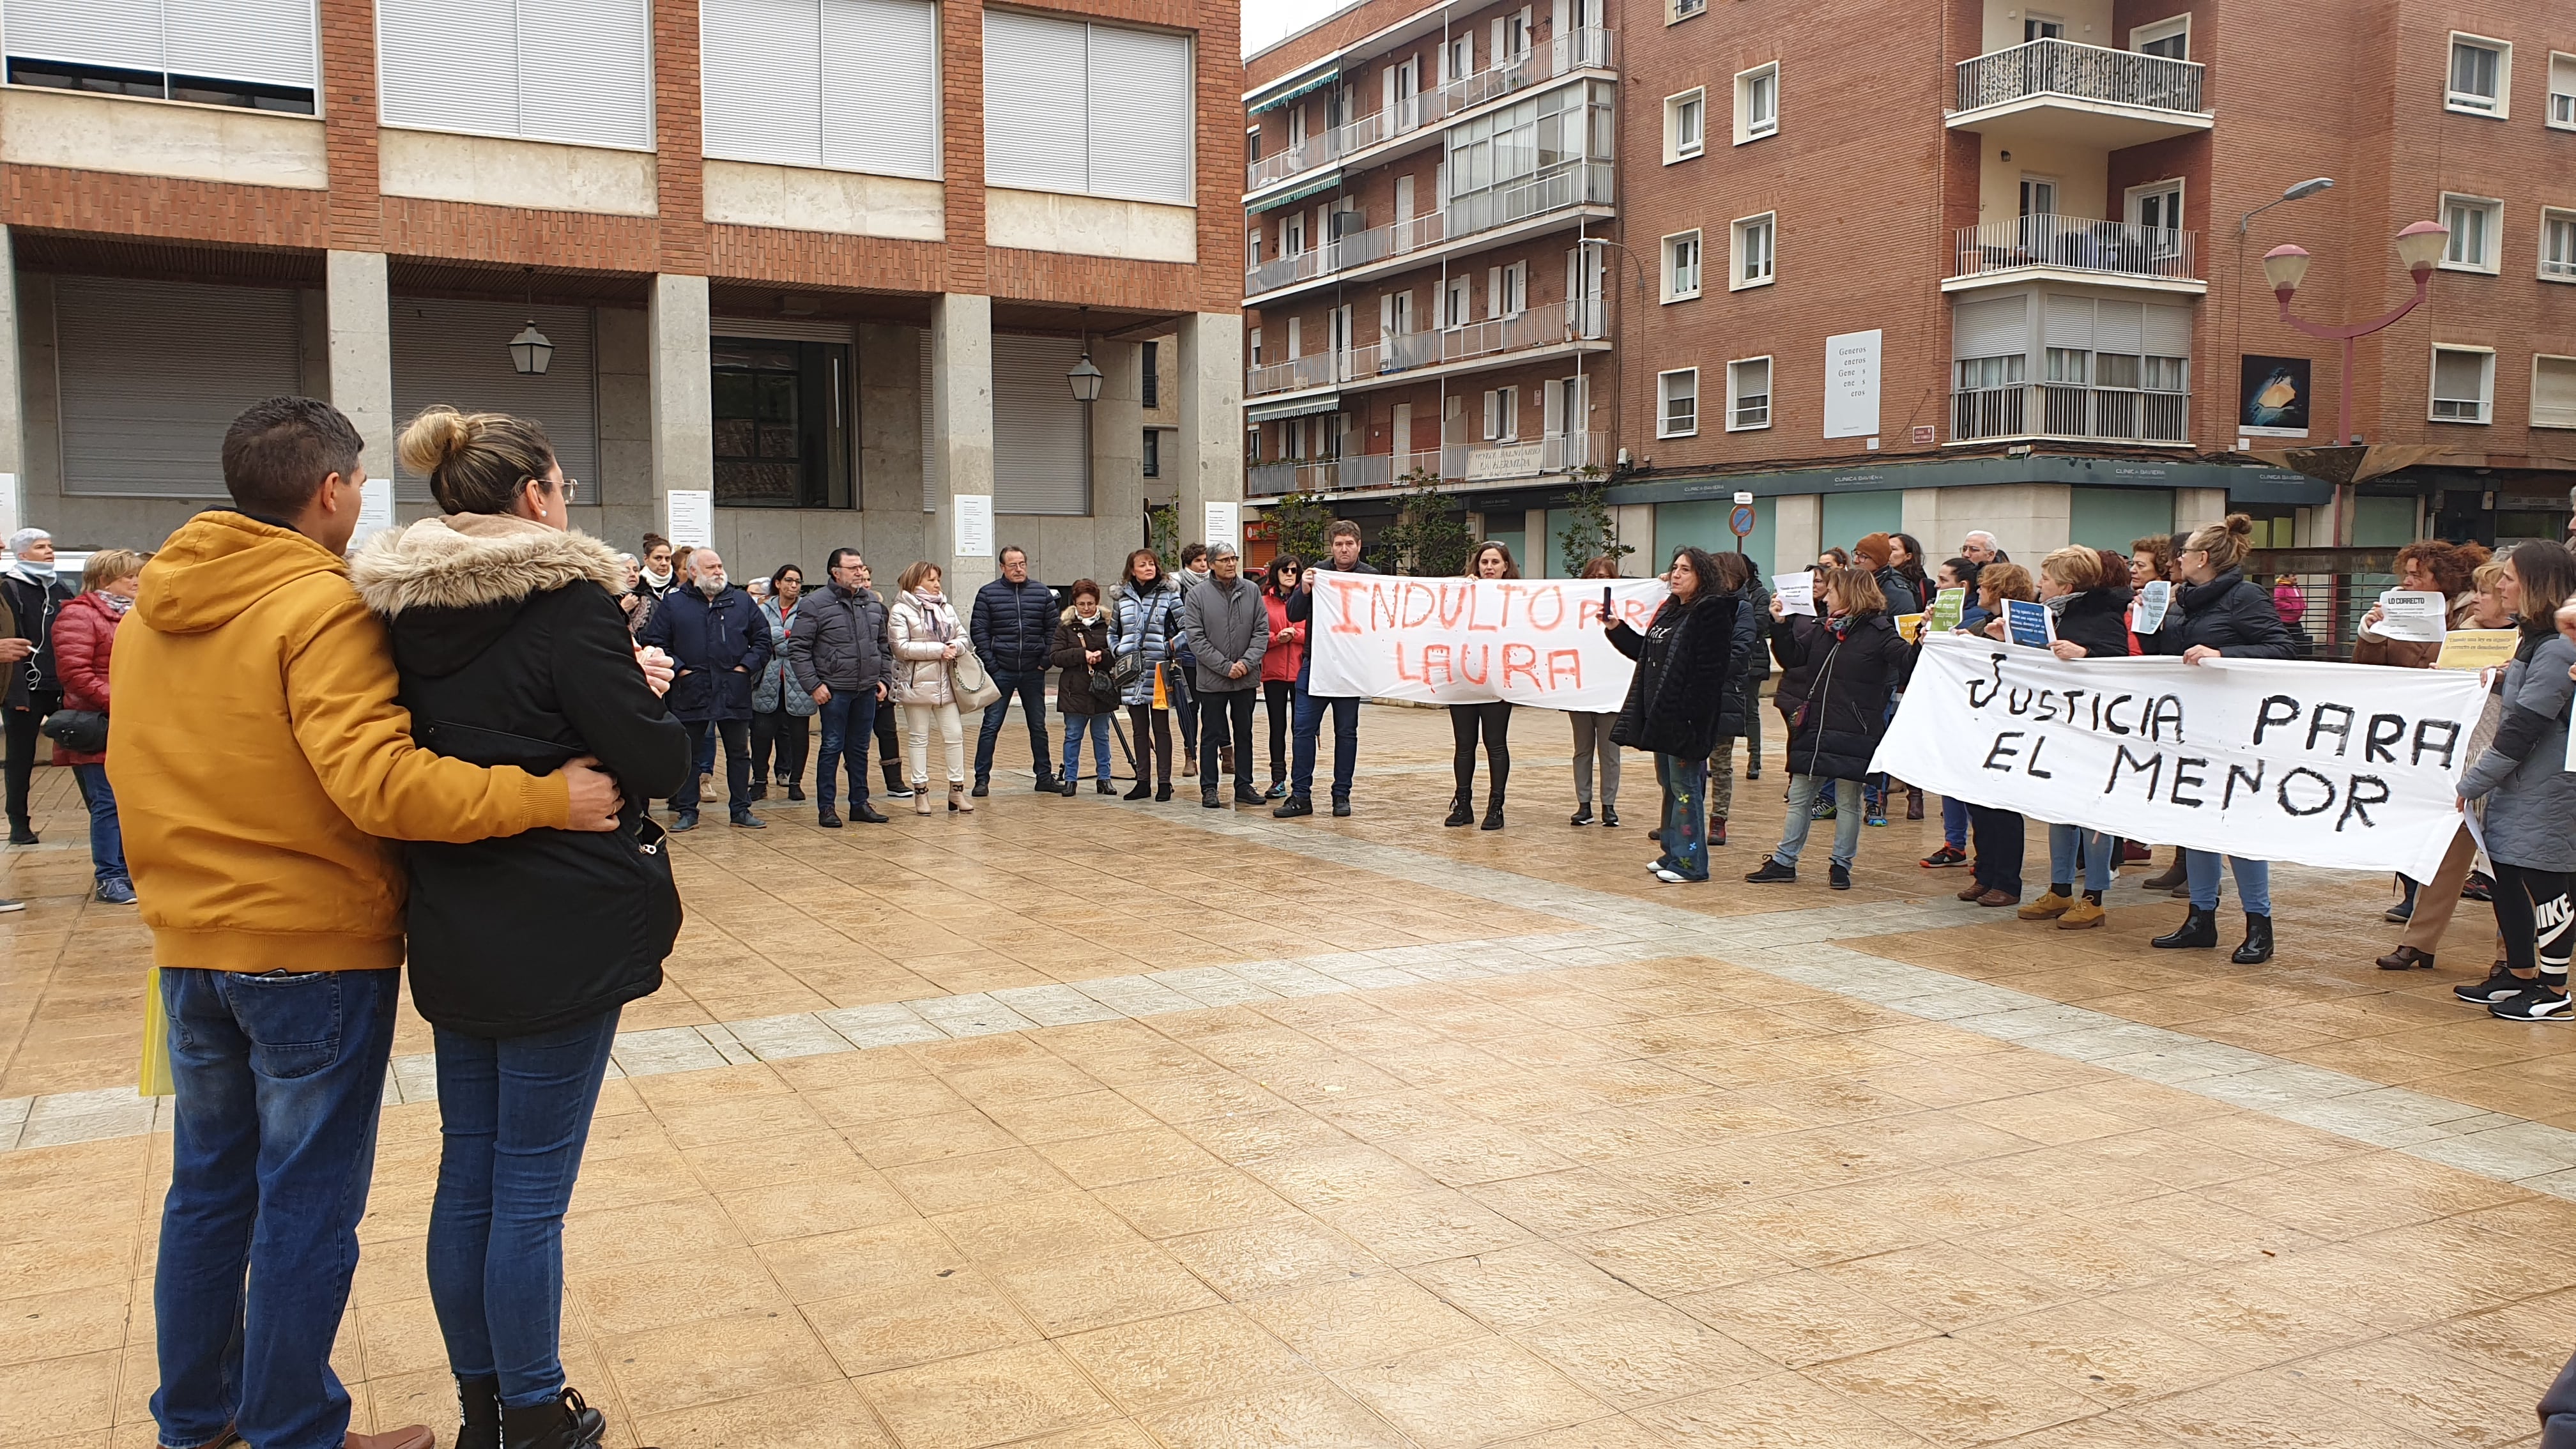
[{"left": 1307, "top": 577, "right": 1671, "bottom": 711}]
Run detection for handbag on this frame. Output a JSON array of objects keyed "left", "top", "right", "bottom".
[
  {"left": 950, "top": 649, "right": 1002, "bottom": 712},
  {"left": 1106, "top": 648, "right": 1144, "bottom": 693},
  {"left": 40, "top": 709, "right": 107, "bottom": 754}
]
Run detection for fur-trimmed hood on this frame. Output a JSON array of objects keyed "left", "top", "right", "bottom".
[{"left": 348, "top": 512, "right": 626, "bottom": 618}]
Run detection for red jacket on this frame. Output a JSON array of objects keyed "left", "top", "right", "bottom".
[
  {"left": 1261, "top": 590, "right": 1305, "bottom": 683},
  {"left": 50, "top": 592, "right": 122, "bottom": 765}
]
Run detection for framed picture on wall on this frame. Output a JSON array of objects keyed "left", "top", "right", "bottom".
[{"left": 2238, "top": 355, "right": 2312, "bottom": 439}]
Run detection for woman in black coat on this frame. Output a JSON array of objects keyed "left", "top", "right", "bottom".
[
  {"left": 1749, "top": 565, "right": 1912, "bottom": 891},
  {"left": 350, "top": 407, "right": 690, "bottom": 1449},
  {"left": 1699, "top": 553, "right": 1764, "bottom": 845},
  {"left": 1606, "top": 547, "right": 1744, "bottom": 884}
]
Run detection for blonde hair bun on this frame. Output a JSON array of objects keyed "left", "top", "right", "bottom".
[
  {"left": 2223, "top": 512, "right": 2255, "bottom": 537},
  {"left": 397, "top": 405, "right": 479, "bottom": 478}
]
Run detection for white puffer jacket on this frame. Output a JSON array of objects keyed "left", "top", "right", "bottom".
[{"left": 887, "top": 588, "right": 962, "bottom": 707}]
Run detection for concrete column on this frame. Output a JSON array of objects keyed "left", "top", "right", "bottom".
[
  {"left": 2174, "top": 487, "right": 2229, "bottom": 538},
  {"left": 1174, "top": 311, "right": 1243, "bottom": 553},
  {"left": 1614, "top": 504, "right": 1655, "bottom": 570},
  {"left": 648, "top": 273, "right": 714, "bottom": 542},
  {"left": 856, "top": 323, "right": 928, "bottom": 566},
  {"left": 324, "top": 250, "right": 395, "bottom": 486},
  {"left": 929, "top": 293, "right": 995, "bottom": 589},
  {"left": 0, "top": 229, "right": 25, "bottom": 539},
  {"left": 1772, "top": 493, "right": 1821, "bottom": 577},
  {"left": 1087, "top": 341, "right": 1145, "bottom": 581}
]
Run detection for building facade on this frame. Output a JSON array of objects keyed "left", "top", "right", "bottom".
[
  {"left": 0, "top": 0, "right": 1242, "bottom": 589},
  {"left": 1241, "top": 0, "right": 2575, "bottom": 580}
]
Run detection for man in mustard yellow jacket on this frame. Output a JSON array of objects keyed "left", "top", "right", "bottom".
[{"left": 111, "top": 397, "right": 624, "bottom": 1449}]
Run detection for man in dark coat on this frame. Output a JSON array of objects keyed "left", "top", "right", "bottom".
[
  {"left": 788, "top": 547, "right": 894, "bottom": 827},
  {"left": 640, "top": 547, "right": 770, "bottom": 830},
  {"left": 1, "top": 528, "right": 74, "bottom": 845},
  {"left": 970, "top": 545, "right": 1058, "bottom": 795}
]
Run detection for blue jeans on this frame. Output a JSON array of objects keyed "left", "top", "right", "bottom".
[
  {"left": 2186, "top": 851, "right": 2272, "bottom": 915},
  {"left": 1060, "top": 712, "right": 1113, "bottom": 781},
  {"left": 155, "top": 967, "right": 399, "bottom": 1449},
  {"left": 72, "top": 762, "right": 125, "bottom": 886},
  {"left": 1942, "top": 795, "right": 1969, "bottom": 851},
  {"left": 1653, "top": 754, "right": 1709, "bottom": 880},
  {"left": 974, "top": 666, "right": 1050, "bottom": 781},
  {"left": 427, "top": 1009, "right": 622, "bottom": 1410},
  {"left": 2048, "top": 822, "right": 2116, "bottom": 895},
  {"left": 813, "top": 689, "right": 879, "bottom": 809},
  {"left": 1775, "top": 774, "right": 1862, "bottom": 870},
  {"left": 1291, "top": 687, "right": 1361, "bottom": 802}
]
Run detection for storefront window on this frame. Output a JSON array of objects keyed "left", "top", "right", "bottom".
[{"left": 711, "top": 338, "right": 852, "bottom": 509}]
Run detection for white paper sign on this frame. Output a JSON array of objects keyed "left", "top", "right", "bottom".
[
  {"left": 1204, "top": 500, "right": 1241, "bottom": 553},
  {"left": 1772, "top": 572, "right": 1816, "bottom": 616},
  {"left": 354, "top": 478, "right": 395, "bottom": 546},
  {"left": 1873, "top": 636, "right": 2489, "bottom": 879},
  {"left": 0, "top": 472, "right": 20, "bottom": 540},
  {"left": 953, "top": 494, "right": 993, "bottom": 558},
  {"left": 1823, "top": 330, "right": 1883, "bottom": 440},
  {"left": 1308, "top": 577, "right": 1670, "bottom": 712},
  {"left": 665, "top": 489, "right": 714, "bottom": 549},
  {"left": 2131, "top": 579, "right": 2172, "bottom": 635},
  {"left": 2373, "top": 590, "right": 2449, "bottom": 644}
]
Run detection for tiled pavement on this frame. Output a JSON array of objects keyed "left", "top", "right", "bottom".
[{"left": 1, "top": 705, "right": 2570, "bottom": 1446}]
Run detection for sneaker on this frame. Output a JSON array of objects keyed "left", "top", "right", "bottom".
[
  {"left": 1331, "top": 798, "right": 1353, "bottom": 818},
  {"left": 1920, "top": 845, "right": 1969, "bottom": 869},
  {"left": 2455, "top": 963, "right": 2530, "bottom": 1004},
  {"left": 1744, "top": 859, "right": 1797, "bottom": 884},
  {"left": 1570, "top": 804, "right": 1594, "bottom": 827},
  {"left": 1267, "top": 782, "right": 1289, "bottom": 799},
  {"left": 1829, "top": 863, "right": 1851, "bottom": 891},
  {"left": 2384, "top": 900, "right": 2416, "bottom": 924},
  {"left": 2490, "top": 986, "right": 2573, "bottom": 1022},
  {"left": 1811, "top": 799, "right": 1836, "bottom": 822},
  {"left": 884, "top": 785, "right": 916, "bottom": 800},
  {"left": 95, "top": 880, "right": 137, "bottom": 905},
  {"left": 671, "top": 811, "right": 700, "bottom": 832},
  {"left": 0, "top": 898, "right": 21, "bottom": 914},
  {"left": 1653, "top": 868, "right": 1706, "bottom": 885},
  {"left": 1864, "top": 811, "right": 1889, "bottom": 827},
  {"left": 1273, "top": 795, "right": 1313, "bottom": 818},
  {"left": 730, "top": 808, "right": 767, "bottom": 829},
  {"left": 1601, "top": 808, "right": 1619, "bottom": 827}
]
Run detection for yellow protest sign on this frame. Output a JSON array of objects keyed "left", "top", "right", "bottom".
[
  {"left": 2435, "top": 629, "right": 2518, "bottom": 670},
  {"left": 1896, "top": 613, "right": 1927, "bottom": 645}
]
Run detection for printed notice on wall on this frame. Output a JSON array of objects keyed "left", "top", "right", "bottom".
[
  {"left": 0, "top": 473, "right": 19, "bottom": 540},
  {"left": 355, "top": 479, "right": 395, "bottom": 545},
  {"left": 1204, "top": 501, "right": 1241, "bottom": 553},
  {"left": 665, "top": 490, "right": 714, "bottom": 550},
  {"left": 1823, "top": 329, "right": 1882, "bottom": 440},
  {"left": 953, "top": 494, "right": 993, "bottom": 558}
]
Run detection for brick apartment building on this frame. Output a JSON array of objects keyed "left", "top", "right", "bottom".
[
  {"left": 1239, "top": 0, "right": 2576, "bottom": 582},
  {"left": 0, "top": 0, "right": 1243, "bottom": 587}
]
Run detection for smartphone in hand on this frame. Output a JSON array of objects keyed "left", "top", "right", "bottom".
[{"left": 1602, "top": 586, "right": 1614, "bottom": 615}]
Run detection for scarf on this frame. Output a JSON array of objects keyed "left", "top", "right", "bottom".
[
  {"left": 6, "top": 560, "right": 53, "bottom": 587},
  {"left": 96, "top": 592, "right": 135, "bottom": 616},
  {"left": 641, "top": 567, "right": 672, "bottom": 590}
]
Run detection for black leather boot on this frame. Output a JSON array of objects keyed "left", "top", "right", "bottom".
[
  {"left": 2150, "top": 905, "right": 2219, "bottom": 949},
  {"left": 501, "top": 1388, "right": 606, "bottom": 1449},
  {"left": 1481, "top": 788, "right": 1505, "bottom": 831},
  {"left": 1444, "top": 793, "right": 1475, "bottom": 827},
  {"left": 456, "top": 1376, "right": 502, "bottom": 1449},
  {"left": 2232, "top": 913, "right": 2275, "bottom": 965}
]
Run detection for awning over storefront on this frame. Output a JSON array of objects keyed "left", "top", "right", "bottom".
[
  {"left": 1248, "top": 170, "right": 1344, "bottom": 212},
  {"left": 1247, "top": 393, "right": 1343, "bottom": 424},
  {"left": 1247, "top": 64, "right": 1339, "bottom": 114}
]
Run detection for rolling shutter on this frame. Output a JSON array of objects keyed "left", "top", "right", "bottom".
[
  {"left": 1085, "top": 23, "right": 1192, "bottom": 204},
  {"left": 2093, "top": 300, "right": 2142, "bottom": 355},
  {"left": 2534, "top": 357, "right": 2576, "bottom": 429},
  {"left": 1952, "top": 296, "right": 2025, "bottom": 358},
  {"left": 165, "top": 0, "right": 314, "bottom": 88},
  {"left": 2044, "top": 295, "right": 2094, "bottom": 349},
  {"left": 919, "top": 327, "right": 937, "bottom": 512},
  {"left": 55, "top": 278, "right": 300, "bottom": 500},
  {"left": 391, "top": 298, "right": 598, "bottom": 505},
  {"left": 990, "top": 335, "right": 1089, "bottom": 516},
  {"left": 2142, "top": 305, "right": 2193, "bottom": 358},
  {"left": 702, "top": 0, "right": 824, "bottom": 166},
  {"left": 824, "top": 0, "right": 940, "bottom": 178},
  {"left": 4, "top": 0, "right": 162, "bottom": 73},
  {"left": 378, "top": 0, "right": 648, "bottom": 148},
  {"left": 985, "top": 11, "right": 1088, "bottom": 194},
  {"left": 378, "top": 0, "right": 520, "bottom": 137}
]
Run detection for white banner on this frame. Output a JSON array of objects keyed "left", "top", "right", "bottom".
[
  {"left": 1309, "top": 576, "right": 1669, "bottom": 711},
  {"left": 1872, "top": 635, "right": 2488, "bottom": 880}
]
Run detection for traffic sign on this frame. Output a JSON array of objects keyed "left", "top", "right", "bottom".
[{"left": 1729, "top": 503, "right": 1757, "bottom": 539}]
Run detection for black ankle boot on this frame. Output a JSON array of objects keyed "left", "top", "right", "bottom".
[
  {"left": 1444, "top": 793, "right": 1475, "bottom": 827},
  {"left": 501, "top": 1387, "right": 606, "bottom": 1449},
  {"left": 2150, "top": 905, "right": 2220, "bottom": 949},
  {"left": 1124, "top": 779, "right": 1152, "bottom": 801},
  {"left": 457, "top": 1376, "right": 502, "bottom": 1449},
  {"left": 2232, "top": 913, "right": 2275, "bottom": 964}
]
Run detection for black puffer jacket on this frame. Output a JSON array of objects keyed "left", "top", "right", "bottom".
[
  {"left": 786, "top": 581, "right": 893, "bottom": 696},
  {"left": 2050, "top": 585, "right": 2135, "bottom": 659},
  {"left": 0, "top": 570, "right": 73, "bottom": 703},
  {"left": 1709, "top": 586, "right": 1761, "bottom": 740},
  {"left": 349, "top": 515, "right": 693, "bottom": 1038},
  {"left": 1874, "top": 567, "right": 1921, "bottom": 618},
  {"left": 1738, "top": 567, "right": 1774, "bottom": 681},
  {"left": 1607, "top": 591, "right": 1744, "bottom": 759},
  {"left": 1770, "top": 612, "right": 1828, "bottom": 723},
  {"left": 972, "top": 576, "right": 1055, "bottom": 673},
  {"left": 2149, "top": 568, "right": 2296, "bottom": 659},
  {"left": 640, "top": 583, "right": 771, "bottom": 721},
  {"left": 1772, "top": 612, "right": 1912, "bottom": 781}
]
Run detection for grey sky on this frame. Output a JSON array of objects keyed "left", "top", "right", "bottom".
[{"left": 1243, "top": 0, "right": 1361, "bottom": 56}]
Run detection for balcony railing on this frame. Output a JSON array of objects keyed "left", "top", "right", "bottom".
[
  {"left": 1246, "top": 160, "right": 1614, "bottom": 297},
  {"left": 1956, "top": 36, "right": 2204, "bottom": 115},
  {"left": 1953, "top": 214, "right": 2199, "bottom": 284},
  {"left": 1245, "top": 27, "right": 1616, "bottom": 192},
  {"left": 1246, "top": 298, "right": 1608, "bottom": 398},
  {"left": 1951, "top": 384, "right": 2189, "bottom": 445},
  {"left": 1246, "top": 433, "right": 1607, "bottom": 497}
]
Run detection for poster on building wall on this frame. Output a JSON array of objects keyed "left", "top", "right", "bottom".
[
  {"left": 2238, "top": 356, "right": 2312, "bottom": 438},
  {"left": 666, "top": 489, "right": 714, "bottom": 550},
  {"left": 1824, "top": 330, "right": 1882, "bottom": 440}
]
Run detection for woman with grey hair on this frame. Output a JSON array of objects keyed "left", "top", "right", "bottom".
[{"left": 1, "top": 526, "right": 74, "bottom": 845}]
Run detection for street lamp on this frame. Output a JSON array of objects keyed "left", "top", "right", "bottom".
[
  {"left": 1066, "top": 305, "right": 1103, "bottom": 402},
  {"left": 508, "top": 268, "right": 552, "bottom": 375}
]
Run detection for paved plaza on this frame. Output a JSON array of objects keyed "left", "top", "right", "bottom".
[{"left": 1, "top": 703, "right": 2570, "bottom": 1447}]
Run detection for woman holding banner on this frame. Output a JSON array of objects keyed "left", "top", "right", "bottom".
[
  {"left": 1568, "top": 556, "right": 1625, "bottom": 827},
  {"left": 1749, "top": 565, "right": 1908, "bottom": 891},
  {"left": 2014, "top": 548, "right": 2135, "bottom": 930},
  {"left": 1952, "top": 564, "right": 2038, "bottom": 906},
  {"left": 2450, "top": 543, "right": 2576, "bottom": 1020},
  {"left": 1448, "top": 543, "right": 1521, "bottom": 829},
  {"left": 2147, "top": 514, "right": 2299, "bottom": 963},
  {"left": 1920, "top": 556, "right": 1986, "bottom": 871},
  {"left": 1606, "top": 548, "right": 1745, "bottom": 883},
  {"left": 2380, "top": 556, "right": 2516, "bottom": 973},
  {"left": 2354, "top": 542, "right": 2489, "bottom": 926}
]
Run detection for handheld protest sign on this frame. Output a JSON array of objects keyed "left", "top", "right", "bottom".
[
  {"left": 1307, "top": 576, "right": 1671, "bottom": 711},
  {"left": 2436, "top": 629, "right": 2517, "bottom": 670}
]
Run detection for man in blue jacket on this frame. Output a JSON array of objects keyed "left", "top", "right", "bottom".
[
  {"left": 970, "top": 545, "right": 1059, "bottom": 795},
  {"left": 640, "top": 548, "right": 770, "bottom": 830}
]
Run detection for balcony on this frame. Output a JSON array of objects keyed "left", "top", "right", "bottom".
[
  {"left": 1245, "top": 27, "right": 1616, "bottom": 194},
  {"left": 1951, "top": 384, "right": 2189, "bottom": 446},
  {"left": 1949, "top": 38, "right": 2211, "bottom": 149},
  {"left": 1947, "top": 215, "right": 2205, "bottom": 295},
  {"left": 1245, "top": 160, "right": 1615, "bottom": 302},
  {"left": 1246, "top": 433, "right": 1607, "bottom": 498},
  {"left": 1246, "top": 298, "right": 1609, "bottom": 401}
]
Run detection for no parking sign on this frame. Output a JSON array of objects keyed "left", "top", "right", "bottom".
[{"left": 1729, "top": 491, "right": 1756, "bottom": 539}]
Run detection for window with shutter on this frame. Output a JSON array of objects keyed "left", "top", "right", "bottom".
[
  {"left": 985, "top": 12, "right": 1192, "bottom": 204},
  {"left": 1657, "top": 369, "right": 1698, "bottom": 437},
  {"left": 2447, "top": 34, "right": 2508, "bottom": 116},
  {"left": 2542, "top": 210, "right": 2576, "bottom": 282},
  {"left": 379, "top": 0, "right": 650, "bottom": 148},
  {"left": 2430, "top": 347, "right": 2493, "bottom": 423},
  {"left": 2533, "top": 356, "right": 2576, "bottom": 429},
  {"left": 6, "top": 0, "right": 317, "bottom": 110},
  {"left": 991, "top": 335, "right": 1091, "bottom": 515},
  {"left": 54, "top": 277, "right": 302, "bottom": 499},
  {"left": 1727, "top": 357, "right": 1771, "bottom": 431}
]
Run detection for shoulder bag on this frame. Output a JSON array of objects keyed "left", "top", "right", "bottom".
[{"left": 949, "top": 648, "right": 1002, "bottom": 712}]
